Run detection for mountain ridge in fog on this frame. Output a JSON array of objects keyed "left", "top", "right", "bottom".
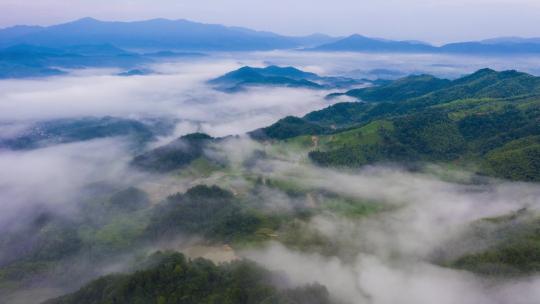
[
  {"left": 312, "top": 34, "right": 540, "bottom": 54},
  {"left": 1, "top": 45, "right": 540, "bottom": 303},
  {"left": 0, "top": 17, "right": 339, "bottom": 51},
  {"left": 3, "top": 17, "right": 540, "bottom": 54},
  {"left": 252, "top": 68, "right": 540, "bottom": 182},
  {"left": 208, "top": 65, "right": 366, "bottom": 92}
]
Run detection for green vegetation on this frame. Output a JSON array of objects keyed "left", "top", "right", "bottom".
[
  {"left": 449, "top": 211, "right": 540, "bottom": 275},
  {"left": 277, "top": 220, "right": 337, "bottom": 256},
  {"left": 303, "top": 102, "right": 372, "bottom": 128},
  {"left": 307, "top": 103, "right": 540, "bottom": 181},
  {"left": 334, "top": 74, "right": 451, "bottom": 102},
  {"left": 332, "top": 69, "right": 540, "bottom": 107},
  {"left": 209, "top": 65, "right": 362, "bottom": 92},
  {"left": 132, "top": 133, "right": 216, "bottom": 172},
  {"left": 177, "top": 157, "right": 225, "bottom": 178},
  {"left": 0, "top": 117, "right": 174, "bottom": 151},
  {"left": 250, "top": 116, "right": 330, "bottom": 140},
  {"left": 208, "top": 66, "right": 323, "bottom": 92},
  {"left": 0, "top": 186, "right": 153, "bottom": 290},
  {"left": 146, "top": 185, "right": 264, "bottom": 243},
  {"left": 44, "top": 252, "right": 333, "bottom": 304},
  {"left": 254, "top": 69, "right": 540, "bottom": 181},
  {"left": 5, "top": 68, "right": 540, "bottom": 303},
  {"left": 0, "top": 219, "right": 82, "bottom": 288},
  {"left": 2, "top": 174, "right": 389, "bottom": 301},
  {"left": 320, "top": 196, "right": 384, "bottom": 218},
  {"left": 483, "top": 136, "right": 540, "bottom": 181}
]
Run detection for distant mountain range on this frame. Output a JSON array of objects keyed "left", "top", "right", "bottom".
[
  {"left": 2, "top": 18, "right": 540, "bottom": 79},
  {"left": 2, "top": 18, "right": 540, "bottom": 54},
  {"left": 0, "top": 43, "right": 142, "bottom": 78},
  {"left": 0, "top": 43, "right": 204, "bottom": 79},
  {"left": 311, "top": 34, "right": 436, "bottom": 53},
  {"left": 0, "top": 17, "right": 338, "bottom": 51},
  {"left": 311, "top": 34, "right": 540, "bottom": 54}
]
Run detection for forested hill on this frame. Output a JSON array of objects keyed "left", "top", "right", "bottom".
[
  {"left": 329, "top": 68, "right": 540, "bottom": 104},
  {"left": 44, "top": 251, "right": 333, "bottom": 304},
  {"left": 208, "top": 65, "right": 364, "bottom": 92},
  {"left": 252, "top": 68, "right": 540, "bottom": 181}
]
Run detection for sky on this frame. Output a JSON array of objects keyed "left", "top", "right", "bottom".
[{"left": 0, "top": 0, "right": 540, "bottom": 44}]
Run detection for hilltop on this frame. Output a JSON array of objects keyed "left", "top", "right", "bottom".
[{"left": 254, "top": 68, "right": 540, "bottom": 181}]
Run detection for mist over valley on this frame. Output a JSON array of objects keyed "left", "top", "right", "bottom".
[{"left": 1, "top": 14, "right": 540, "bottom": 304}]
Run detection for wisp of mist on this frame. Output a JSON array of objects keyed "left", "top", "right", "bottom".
[{"left": 2, "top": 52, "right": 540, "bottom": 304}]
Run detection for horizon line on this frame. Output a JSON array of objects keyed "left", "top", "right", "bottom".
[{"left": 1, "top": 16, "right": 538, "bottom": 46}]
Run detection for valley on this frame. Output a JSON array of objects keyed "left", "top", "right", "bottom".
[{"left": 0, "top": 17, "right": 539, "bottom": 303}]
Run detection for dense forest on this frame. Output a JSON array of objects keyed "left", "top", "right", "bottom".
[
  {"left": 255, "top": 69, "right": 540, "bottom": 181},
  {"left": 44, "top": 252, "right": 332, "bottom": 304}
]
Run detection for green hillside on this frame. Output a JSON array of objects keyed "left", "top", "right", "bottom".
[
  {"left": 209, "top": 66, "right": 364, "bottom": 92},
  {"left": 447, "top": 210, "right": 540, "bottom": 276},
  {"left": 254, "top": 69, "right": 540, "bottom": 181},
  {"left": 208, "top": 66, "right": 323, "bottom": 92},
  {"left": 331, "top": 74, "right": 451, "bottom": 102},
  {"left": 131, "top": 133, "right": 216, "bottom": 172},
  {"left": 331, "top": 68, "right": 540, "bottom": 106},
  {"left": 44, "top": 252, "right": 333, "bottom": 304}
]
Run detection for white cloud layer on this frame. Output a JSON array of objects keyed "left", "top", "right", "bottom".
[
  {"left": 243, "top": 162, "right": 540, "bottom": 304},
  {"left": 1, "top": 52, "right": 540, "bottom": 304}
]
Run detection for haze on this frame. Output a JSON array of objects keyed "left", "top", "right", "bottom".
[
  {"left": 1, "top": 2, "right": 540, "bottom": 303},
  {"left": 1, "top": 0, "right": 540, "bottom": 43}
]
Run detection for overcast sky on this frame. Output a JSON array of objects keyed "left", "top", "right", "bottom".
[{"left": 1, "top": 0, "right": 539, "bottom": 44}]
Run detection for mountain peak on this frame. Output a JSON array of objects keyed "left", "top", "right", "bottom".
[
  {"left": 264, "top": 65, "right": 300, "bottom": 72},
  {"left": 471, "top": 68, "right": 498, "bottom": 76},
  {"left": 71, "top": 17, "right": 101, "bottom": 24},
  {"left": 347, "top": 34, "right": 369, "bottom": 40},
  {"left": 311, "top": 34, "right": 436, "bottom": 52},
  {"left": 477, "top": 67, "right": 497, "bottom": 72},
  {"left": 209, "top": 66, "right": 262, "bottom": 84}
]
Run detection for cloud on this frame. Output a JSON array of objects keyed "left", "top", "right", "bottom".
[
  {"left": 253, "top": 160, "right": 540, "bottom": 256},
  {"left": 239, "top": 156, "right": 540, "bottom": 304},
  {"left": 0, "top": 57, "right": 332, "bottom": 137},
  {"left": 2, "top": 52, "right": 540, "bottom": 304},
  {"left": 0, "top": 138, "right": 135, "bottom": 227},
  {"left": 246, "top": 241, "right": 540, "bottom": 304},
  {"left": 1, "top": 51, "right": 540, "bottom": 140}
]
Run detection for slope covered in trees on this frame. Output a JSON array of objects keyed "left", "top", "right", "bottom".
[
  {"left": 329, "top": 68, "right": 540, "bottom": 105},
  {"left": 0, "top": 117, "right": 175, "bottom": 150},
  {"left": 131, "top": 133, "right": 216, "bottom": 172},
  {"left": 442, "top": 209, "right": 540, "bottom": 276},
  {"left": 253, "top": 69, "right": 540, "bottom": 181},
  {"left": 44, "top": 252, "right": 333, "bottom": 304}
]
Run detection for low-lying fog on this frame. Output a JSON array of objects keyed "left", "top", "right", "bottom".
[
  {"left": 1, "top": 51, "right": 540, "bottom": 303},
  {"left": 242, "top": 159, "right": 540, "bottom": 304}
]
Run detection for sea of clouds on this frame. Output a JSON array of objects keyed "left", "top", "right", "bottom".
[{"left": 2, "top": 51, "right": 540, "bottom": 303}]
